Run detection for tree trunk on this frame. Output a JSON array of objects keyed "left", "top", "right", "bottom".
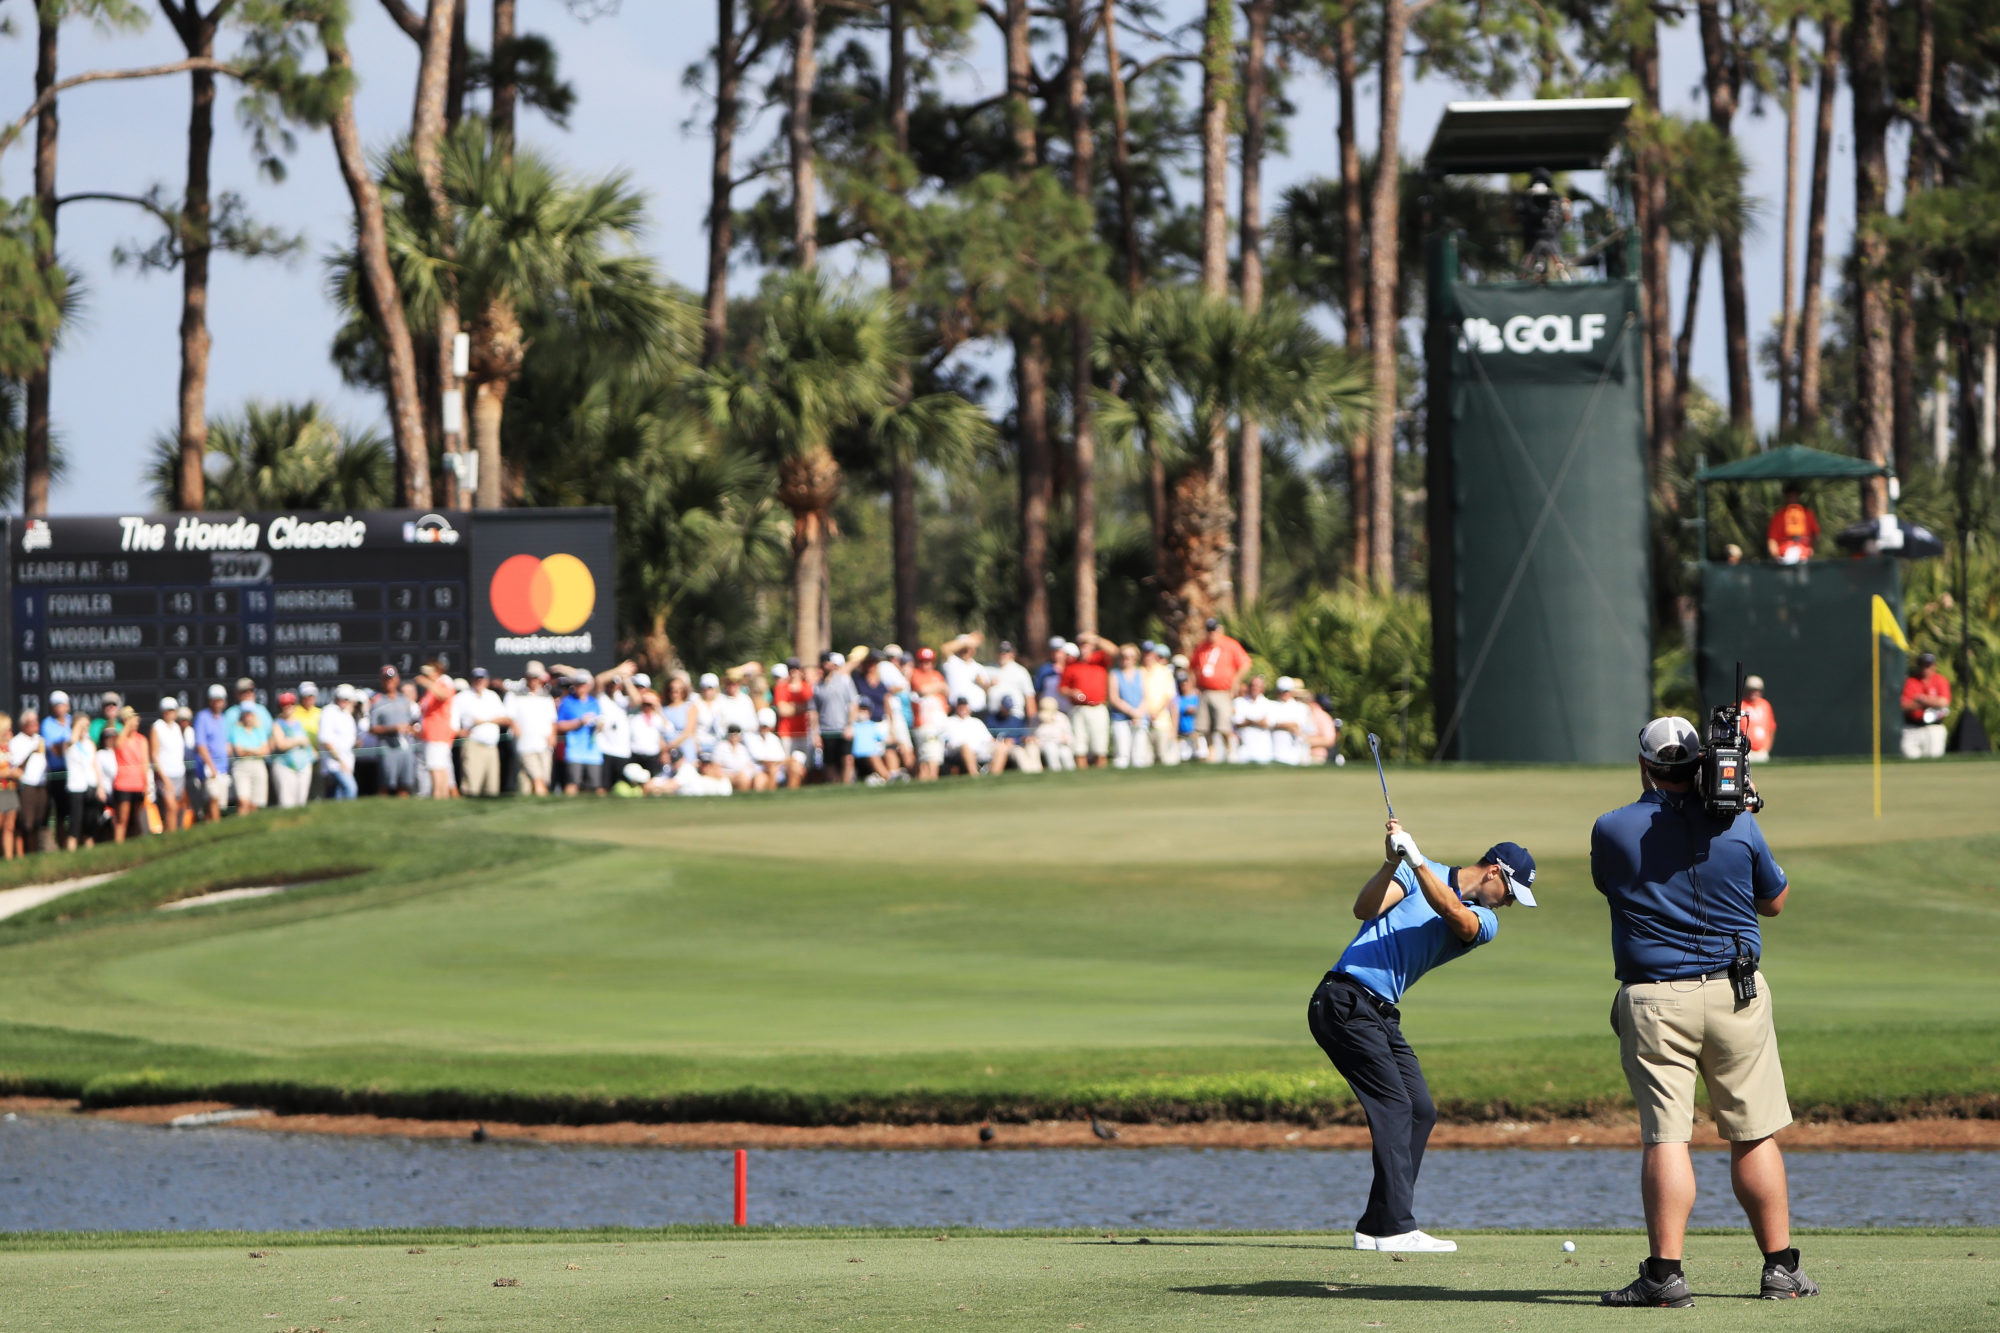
[
  {"left": 173, "top": 10, "right": 220, "bottom": 513},
  {"left": 1005, "top": 0, "right": 1051, "bottom": 653},
  {"left": 1067, "top": 0, "right": 1098, "bottom": 636},
  {"left": 1776, "top": 20, "right": 1800, "bottom": 430},
  {"left": 1366, "top": 0, "right": 1408, "bottom": 589},
  {"left": 491, "top": 0, "right": 517, "bottom": 148},
  {"left": 1694, "top": 0, "right": 1750, "bottom": 427},
  {"left": 1851, "top": 0, "right": 1892, "bottom": 515},
  {"left": 445, "top": 0, "right": 468, "bottom": 128},
  {"left": 1015, "top": 326, "right": 1053, "bottom": 654},
  {"left": 1893, "top": 0, "right": 1936, "bottom": 477},
  {"left": 323, "top": 20, "right": 429, "bottom": 507},
  {"left": 1198, "top": 0, "right": 1231, "bottom": 302},
  {"left": 1337, "top": 10, "right": 1366, "bottom": 578},
  {"left": 413, "top": 0, "right": 459, "bottom": 511},
  {"left": 471, "top": 377, "right": 507, "bottom": 509},
  {"left": 1634, "top": 30, "right": 1677, "bottom": 497},
  {"left": 780, "top": 452, "right": 840, "bottom": 663},
  {"left": 704, "top": 0, "right": 739, "bottom": 365},
  {"left": 1163, "top": 467, "right": 1232, "bottom": 654},
  {"left": 1798, "top": 15, "right": 1840, "bottom": 427},
  {"left": 1237, "top": 0, "right": 1270, "bottom": 608},
  {"left": 1101, "top": 0, "right": 1140, "bottom": 296},
  {"left": 790, "top": 0, "right": 817, "bottom": 271},
  {"left": 1674, "top": 240, "right": 1706, "bottom": 437},
  {"left": 25, "top": 10, "right": 58, "bottom": 517},
  {"left": 886, "top": 0, "right": 919, "bottom": 649}
]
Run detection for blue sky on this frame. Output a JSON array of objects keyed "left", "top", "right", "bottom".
[{"left": 1, "top": 3, "right": 1869, "bottom": 513}]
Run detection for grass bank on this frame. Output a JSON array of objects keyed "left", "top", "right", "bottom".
[
  {"left": 1, "top": 1230, "right": 1993, "bottom": 1331},
  {"left": 0, "top": 762, "right": 1995, "bottom": 1125}
]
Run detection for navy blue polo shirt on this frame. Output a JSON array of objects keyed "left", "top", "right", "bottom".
[{"left": 1590, "top": 789, "right": 1788, "bottom": 983}]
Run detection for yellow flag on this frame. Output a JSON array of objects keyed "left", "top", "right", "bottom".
[{"left": 1872, "top": 595, "right": 1910, "bottom": 650}]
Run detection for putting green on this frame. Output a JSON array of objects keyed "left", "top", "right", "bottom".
[
  {"left": 0, "top": 761, "right": 1995, "bottom": 1119},
  {"left": 2, "top": 1230, "right": 1993, "bottom": 1330}
]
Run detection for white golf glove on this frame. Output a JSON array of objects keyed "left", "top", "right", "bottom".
[{"left": 1389, "top": 831, "right": 1422, "bottom": 866}]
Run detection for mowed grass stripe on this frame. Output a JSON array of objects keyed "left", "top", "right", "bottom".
[
  {"left": 0, "top": 1233, "right": 1994, "bottom": 1332},
  {"left": 0, "top": 764, "right": 1994, "bottom": 1121}
]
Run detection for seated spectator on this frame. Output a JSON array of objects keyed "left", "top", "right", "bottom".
[
  {"left": 1307, "top": 693, "right": 1344, "bottom": 765},
  {"left": 1766, "top": 483, "right": 1819, "bottom": 563},
  {"left": 941, "top": 696, "right": 1011, "bottom": 777},
  {"left": 1232, "top": 675, "right": 1274, "bottom": 765},
  {"left": 748, "top": 708, "right": 789, "bottom": 787},
  {"left": 712, "top": 724, "right": 769, "bottom": 792},
  {"left": 1033, "top": 695, "right": 1076, "bottom": 772},
  {"left": 270, "top": 693, "right": 315, "bottom": 808},
  {"left": 1901, "top": 652, "right": 1952, "bottom": 760}
]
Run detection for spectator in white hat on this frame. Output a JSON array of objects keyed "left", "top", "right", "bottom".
[
  {"left": 1270, "top": 677, "right": 1310, "bottom": 766},
  {"left": 814, "top": 651, "right": 859, "bottom": 784},
  {"left": 319, "top": 685, "right": 359, "bottom": 800},
  {"left": 693, "top": 671, "right": 725, "bottom": 754},
  {"left": 1232, "top": 674, "right": 1275, "bottom": 765},
  {"left": 455, "top": 669, "right": 511, "bottom": 797},
  {"left": 1109, "top": 642, "right": 1148, "bottom": 768},
  {"left": 150, "top": 697, "right": 186, "bottom": 830},
  {"left": 1138, "top": 643, "right": 1179, "bottom": 768}
]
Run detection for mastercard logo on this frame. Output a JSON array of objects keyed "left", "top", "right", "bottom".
[{"left": 489, "top": 553, "right": 596, "bottom": 634}]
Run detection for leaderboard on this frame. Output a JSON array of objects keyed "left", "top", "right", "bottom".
[{"left": 1, "top": 509, "right": 613, "bottom": 716}]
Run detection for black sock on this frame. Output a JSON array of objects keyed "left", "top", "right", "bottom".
[
  {"left": 1763, "top": 1247, "right": 1799, "bottom": 1272},
  {"left": 1645, "top": 1257, "right": 1683, "bottom": 1283}
]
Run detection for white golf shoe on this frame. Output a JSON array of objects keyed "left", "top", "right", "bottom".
[
  {"left": 1372, "top": 1229, "right": 1457, "bottom": 1253},
  {"left": 1352, "top": 1232, "right": 1377, "bottom": 1251}
]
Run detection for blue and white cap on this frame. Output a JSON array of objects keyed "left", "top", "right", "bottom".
[{"left": 1481, "top": 841, "right": 1538, "bottom": 907}]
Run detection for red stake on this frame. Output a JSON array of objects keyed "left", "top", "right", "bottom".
[{"left": 733, "top": 1148, "right": 748, "bottom": 1227}]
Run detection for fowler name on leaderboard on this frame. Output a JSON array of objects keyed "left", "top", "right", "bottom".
[{"left": 114, "top": 514, "right": 372, "bottom": 553}]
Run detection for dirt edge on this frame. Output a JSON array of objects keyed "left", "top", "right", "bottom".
[{"left": 7, "top": 1097, "right": 1995, "bottom": 1151}]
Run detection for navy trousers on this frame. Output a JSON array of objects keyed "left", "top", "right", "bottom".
[{"left": 1307, "top": 972, "right": 1438, "bottom": 1237}]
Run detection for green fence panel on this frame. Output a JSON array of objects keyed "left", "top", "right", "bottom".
[
  {"left": 1697, "top": 557, "right": 1904, "bottom": 758},
  {"left": 1427, "top": 255, "right": 1652, "bottom": 763}
]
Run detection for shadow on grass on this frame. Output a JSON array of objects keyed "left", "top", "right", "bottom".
[{"left": 1172, "top": 1279, "right": 1599, "bottom": 1305}]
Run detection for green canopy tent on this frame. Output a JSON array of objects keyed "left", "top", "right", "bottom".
[{"left": 1694, "top": 445, "right": 1902, "bottom": 758}]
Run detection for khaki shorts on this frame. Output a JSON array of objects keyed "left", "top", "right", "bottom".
[
  {"left": 232, "top": 759, "right": 269, "bottom": 809},
  {"left": 1071, "top": 703, "right": 1111, "bottom": 758},
  {"left": 1612, "top": 975, "right": 1792, "bottom": 1144},
  {"left": 1195, "top": 689, "right": 1234, "bottom": 736},
  {"left": 516, "top": 750, "right": 553, "bottom": 790},
  {"left": 461, "top": 743, "right": 500, "bottom": 796}
]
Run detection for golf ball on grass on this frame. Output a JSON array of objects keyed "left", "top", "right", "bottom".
[{"left": 1562, "top": 1241, "right": 1576, "bottom": 1252}]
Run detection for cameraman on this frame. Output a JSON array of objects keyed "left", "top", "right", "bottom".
[{"left": 1591, "top": 717, "right": 1816, "bottom": 1308}]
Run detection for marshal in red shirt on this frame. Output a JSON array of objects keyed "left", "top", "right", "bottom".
[{"left": 1060, "top": 649, "right": 1111, "bottom": 706}]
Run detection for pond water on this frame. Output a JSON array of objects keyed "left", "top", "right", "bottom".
[{"left": 2, "top": 1114, "right": 1992, "bottom": 1233}]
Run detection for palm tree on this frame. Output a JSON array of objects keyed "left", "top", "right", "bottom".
[
  {"left": 691, "top": 274, "right": 902, "bottom": 663},
  {"left": 870, "top": 387, "right": 995, "bottom": 656},
  {"left": 145, "top": 400, "right": 392, "bottom": 510},
  {"left": 342, "top": 122, "right": 688, "bottom": 508},
  {"left": 1099, "top": 289, "right": 1370, "bottom": 650}
]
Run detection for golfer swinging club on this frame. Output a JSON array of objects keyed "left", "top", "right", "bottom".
[{"left": 1308, "top": 816, "right": 1538, "bottom": 1252}]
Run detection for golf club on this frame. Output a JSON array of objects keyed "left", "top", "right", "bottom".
[{"left": 1367, "top": 732, "right": 1394, "bottom": 819}]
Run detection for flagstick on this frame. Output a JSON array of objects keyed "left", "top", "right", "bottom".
[{"left": 1873, "top": 619, "right": 1883, "bottom": 819}]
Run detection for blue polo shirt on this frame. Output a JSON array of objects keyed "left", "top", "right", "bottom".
[
  {"left": 1334, "top": 857, "right": 1499, "bottom": 1004},
  {"left": 193, "top": 708, "right": 231, "bottom": 775},
  {"left": 1590, "top": 789, "right": 1788, "bottom": 983},
  {"left": 40, "top": 713, "right": 69, "bottom": 775},
  {"left": 557, "top": 694, "right": 601, "bottom": 764}
]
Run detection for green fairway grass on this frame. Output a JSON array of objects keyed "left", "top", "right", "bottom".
[
  {"left": 0, "top": 760, "right": 1996, "bottom": 1122},
  {"left": 1, "top": 1229, "right": 1993, "bottom": 1330}
]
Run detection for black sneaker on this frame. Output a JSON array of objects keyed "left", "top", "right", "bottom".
[
  {"left": 1601, "top": 1263, "right": 1694, "bottom": 1308},
  {"left": 1760, "top": 1261, "right": 1820, "bottom": 1299}
]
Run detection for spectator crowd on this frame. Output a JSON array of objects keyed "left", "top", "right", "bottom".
[{"left": 0, "top": 619, "right": 1354, "bottom": 851}]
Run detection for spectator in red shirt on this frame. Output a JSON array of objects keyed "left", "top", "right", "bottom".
[
  {"left": 417, "top": 662, "right": 459, "bottom": 799},
  {"left": 773, "top": 658, "right": 817, "bottom": 780},
  {"left": 1060, "top": 632, "right": 1115, "bottom": 766},
  {"left": 1739, "top": 675, "right": 1776, "bottom": 762},
  {"left": 1191, "top": 617, "right": 1251, "bottom": 763},
  {"left": 1765, "top": 485, "right": 1819, "bottom": 564},
  {"left": 1900, "top": 652, "right": 1952, "bottom": 759}
]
